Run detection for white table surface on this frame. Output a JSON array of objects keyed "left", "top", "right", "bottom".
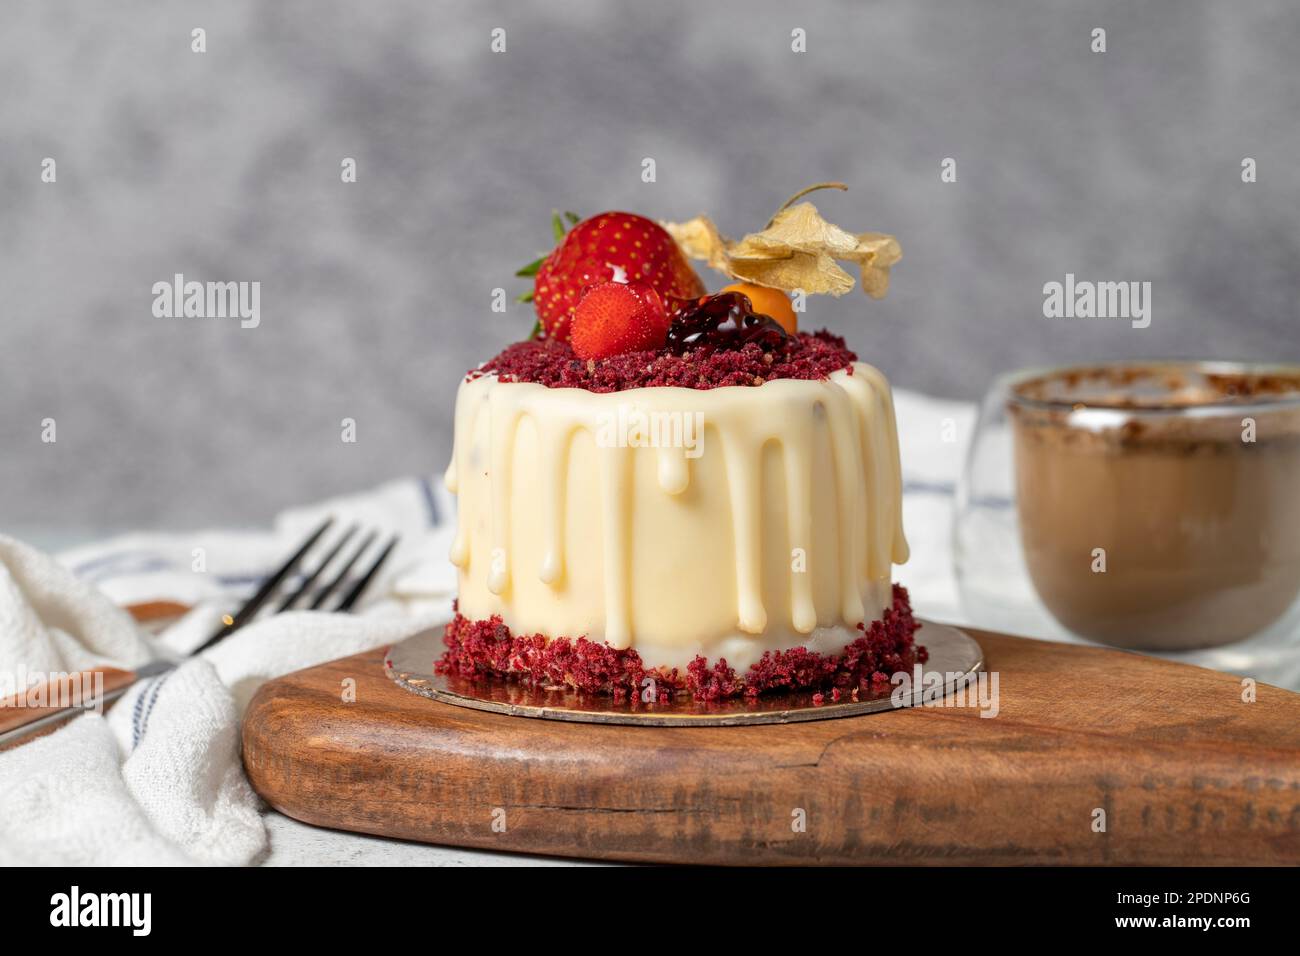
[{"left": 261, "top": 810, "right": 601, "bottom": 866}]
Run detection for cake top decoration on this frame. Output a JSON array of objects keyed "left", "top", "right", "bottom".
[
  {"left": 507, "top": 184, "right": 899, "bottom": 371},
  {"left": 662, "top": 183, "right": 902, "bottom": 299}
]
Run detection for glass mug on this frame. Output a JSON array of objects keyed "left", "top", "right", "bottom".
[{"left": 956, "top": 361, "right": 1300, "bottom": 656}]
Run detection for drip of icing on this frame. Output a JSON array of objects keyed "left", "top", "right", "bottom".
[
  {"left": 656, "top": 446, "right": 690, "bottom": 495},
  {"left": 822, "top": 391, "right": 868, "bottom": 626},
  {"left": 720, "top": 429, "right": 766, "bottom": 634},
  {"left": 599, "top": 444, "right": 632, "bottom": 648},
  {"left": 486, "top": 392, "right": 521, "bottom": 595},
  {"left": 782, "top": 421, "right": 817, "bottom": 635},
  {"left": 838, "top": 371, "right": 888, "bottom": 578},
  {"left": 537, "top": 420, "right": 572, "bottom": 585},
  {"left": 853, "top": 363, "right": 910, "bottom": 565},
  {"left": 446, "top": 393, "right": 467, "bottom": 567},
  {"left": 449, "top": 532, "right": 469, "bottom": 568},
  {"left": 444, "top": 362, "right": 908, "bottom": 662}
]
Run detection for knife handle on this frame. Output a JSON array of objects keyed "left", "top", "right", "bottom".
[{"left": 0, "top": 668, "right": 139, "bottom": 751}]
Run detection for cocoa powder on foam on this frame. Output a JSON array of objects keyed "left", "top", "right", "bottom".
[{"left": 1011, "top": 365, "right": 1300, "bottom": 452}]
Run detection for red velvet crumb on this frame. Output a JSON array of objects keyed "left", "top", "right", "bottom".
[
  {"left": 471, "top": 330, "right": 857, "bottom": 393},
  {"left": 436, "top": 584, "right": 923, "bottom": 701}
]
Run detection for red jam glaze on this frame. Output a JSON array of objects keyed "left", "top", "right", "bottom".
[
  {"left": 436, "top": 585, "right": 926, "bottom": 701},
  {"left": 471, "top": 330, "right": 857, "bottom": 394}
]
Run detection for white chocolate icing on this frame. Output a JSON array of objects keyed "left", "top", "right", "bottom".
[{"left": 445, "top": 362, "right": 908, "bottom": 672}]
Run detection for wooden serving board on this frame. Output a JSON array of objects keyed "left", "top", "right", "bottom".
[{"left": 241, "top": 627, "right": 1300, "bottom": 865}]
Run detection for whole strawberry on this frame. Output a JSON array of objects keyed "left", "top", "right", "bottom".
[
  {"left": 570, "top": 281, "right": 670, "bottom": 360},
  {"left": 530, "top": 212, "right": 705, "bottom": 342}
]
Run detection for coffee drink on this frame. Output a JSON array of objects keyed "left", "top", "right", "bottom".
[{"left": 1011, "top": 362, "right": 1300, "bottom": 650}]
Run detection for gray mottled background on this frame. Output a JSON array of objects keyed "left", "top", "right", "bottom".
[{"left": 3, "top": 0, "right": 1298, "bottom": 540}]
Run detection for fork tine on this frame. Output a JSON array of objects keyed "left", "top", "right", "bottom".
[
  {"left": 334, "top": 534, "right": 399, "bottom": 612},
  {"left": 195, "top": 516, "right": 333, "bottom": 652},
  {"left": 276, "top": 525, "right": 358, "bottom": 612},
  {"left": 308, "top": 530, "right": 377, "bottom": 610}
]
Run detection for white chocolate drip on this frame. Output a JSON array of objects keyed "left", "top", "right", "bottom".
[{"left": 444, "top": 363, "right": 907, "bottom": 670}]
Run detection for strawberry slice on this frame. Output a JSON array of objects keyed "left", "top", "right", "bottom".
[
  {"left": 570, "top": 281, "right": 670, "bottom": 360},
  {"left": 531, "top": 212, "right": 704, "bottom": 342}
]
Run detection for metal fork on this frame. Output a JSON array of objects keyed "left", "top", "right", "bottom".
[
  {"left": 0, "top": 518, "right": 399, "bottom": 749},
  {"left": 194, "top": 517, "right": 399, "bottom": 652}
]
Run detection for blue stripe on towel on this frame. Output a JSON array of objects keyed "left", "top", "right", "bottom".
[
  {"left": 72, "top": 550, "right": 165, "bottom": 576},
  {"left": 903, "top": 479, "right": 956, "bottom": 496},
  {"left": 215, "top": 574, "right": 268, "bottom": 587},
  {"left": 418, "top": 475, "right": 441, "bottom": 526},
  {"left": 901, "top": 479, "right": 1013, "bottom": 510},
  {"left": 74, "top": 553, "right": 175, "bottom": 583},
  {"left": 131, "top": 672, "right": 170, "bottom": 749}
]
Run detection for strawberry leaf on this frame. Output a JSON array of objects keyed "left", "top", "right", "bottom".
[
  {"left": 529, "top": 319, "right": 542, "bottom": 338},
  {"left": 516, "top": 290, "right": 535, "bottom": 303},
  {"left": 551, "top": 211, "right": 566, "bottom": 243},
  {"left": 564, "top": 211, "right": 580, "bottom": 225},
  {"left": 515, "top": 256, "right": 544, "bottom": 278}
]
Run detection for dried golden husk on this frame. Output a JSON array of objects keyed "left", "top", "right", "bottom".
[{"left": 663, "top": 201, "right": 901, "bottom": 299}]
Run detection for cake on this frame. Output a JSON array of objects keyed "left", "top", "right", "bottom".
[{"left": 438, "top": 191, "right": 922, "bottom": 700}]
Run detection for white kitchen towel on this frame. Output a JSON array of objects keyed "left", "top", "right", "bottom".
[
  {"left": 0, "top": 614, "right": 446, "bottom": 866},
  {"left": 890, "top": 388, "right": 979, "bottom": 624},
  {"left": 0, "top": 535, "right": 157, "bottom": 682},
  {"left": 0, "top": 477, "right": 458, "bottom": 866},
  {"left": 0, "top": 390, "right": 979, "bottom": 866},
  {"left": 56, "top": 476, "right": 455, "bottom": 614}
]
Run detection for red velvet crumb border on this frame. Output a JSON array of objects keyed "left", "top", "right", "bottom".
[{"left": 436, "top": 585, "right": 925, "bottom": 702}]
